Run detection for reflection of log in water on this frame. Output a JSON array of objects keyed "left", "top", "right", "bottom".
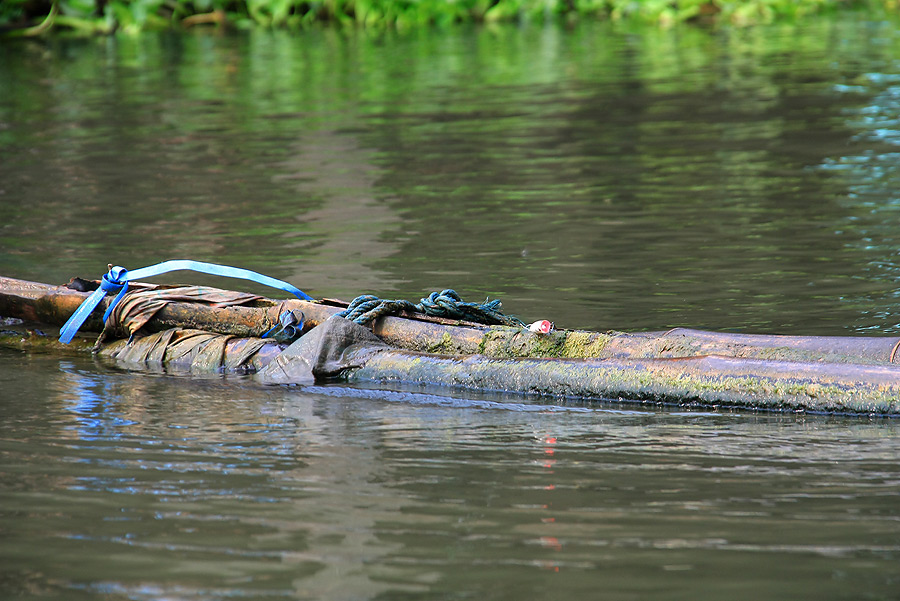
[
  {"left": 42, "top": 363, "right": 412, "bottom": 599},
  {"left": 274, "top": 130, "right": 402, "bottom": 298}
]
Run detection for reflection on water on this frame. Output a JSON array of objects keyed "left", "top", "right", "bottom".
[
  {"left": 1, "top": 351, "right": 899, "bottom": 600},
  {"left": 276, "top": 128, "right": 402, "bottom": 297},
  {"left": 822, "top": 72, "right": 900, "bottom": 331},
  {"left": 3, "top": 20, "right": 900, "bottom": 333},
  {"left": 3, "top": 14, "right": 900, "bottom": 601}
]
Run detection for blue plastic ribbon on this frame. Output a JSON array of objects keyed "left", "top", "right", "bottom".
[
  {"left": 59, "top": 260, "right": 313, "bottom": 344},
  {"left": 261, "top": 309, "right": 305, "bottom": 342}
]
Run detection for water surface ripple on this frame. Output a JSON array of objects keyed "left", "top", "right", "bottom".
[
  {"left": 2, "top": 15, "right": 900, "bottom": 601},
  {"left": 1, "top": 353, "right": 899, "bottom": 599}
]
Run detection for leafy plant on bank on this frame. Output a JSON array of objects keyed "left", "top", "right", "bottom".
[{"left": 0, "top": 0, "right": 888, "bottom": 35}]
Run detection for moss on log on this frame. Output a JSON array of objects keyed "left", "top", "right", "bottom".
[{"left": 352, "top": 350, "right": 900, "bottom": 415}]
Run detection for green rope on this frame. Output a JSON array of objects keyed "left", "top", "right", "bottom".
[{"left": 336, "top": 289, "right": 526, "bottom": 327}]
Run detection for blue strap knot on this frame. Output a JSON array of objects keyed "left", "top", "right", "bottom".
[
  {"left": 262, "top": 309, "right": 305, "bottom": 342},
  {"left": 100, "top": 267, "right": 131, "bottom": 323},
  {"left": 59, "top": 260, "right": 313, "bottom": 344}
]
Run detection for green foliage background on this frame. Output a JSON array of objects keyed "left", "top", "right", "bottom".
[{"left": 0, "top": 0, "right": 894, "bottom": 34}]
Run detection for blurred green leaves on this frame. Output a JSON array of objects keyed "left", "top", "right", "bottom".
[{"left": 0, "top": 0, "right": 888, "bottom": 34}]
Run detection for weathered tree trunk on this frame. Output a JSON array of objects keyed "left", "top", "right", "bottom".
[
  {"left": 3, "top": 275, "right": 900, "bottom": 414},
  {"left": 3, "top": 275, "right": 900, "bottom": 364}
]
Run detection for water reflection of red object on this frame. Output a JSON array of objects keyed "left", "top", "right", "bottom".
[
  {"left": 537, "top": 560, "right": 561, "bottom": 573},
  {"left": 544, "top": 436, "right": 557, "bottom": 467},
  {"left": 540, "top": 536, "right": 563, "bottom": 551},
  {"left": 538, "top": 434, "right": 561, "bottom": 570}
]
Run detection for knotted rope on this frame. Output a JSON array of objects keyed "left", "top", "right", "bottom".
[{"left": 336, "top": 289, "right": 526, "bottom": 327}]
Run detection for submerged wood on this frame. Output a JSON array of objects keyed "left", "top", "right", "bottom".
[
  {"left": 100, "top": 328, "right": 284, "bottom": 373},
  {"left": 0, "top": 324, "right": 284, "bottom": 372}
]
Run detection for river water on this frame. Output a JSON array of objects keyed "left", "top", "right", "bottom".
[{"left": 1, "top": 15, "right": 900, "bottom": 600}]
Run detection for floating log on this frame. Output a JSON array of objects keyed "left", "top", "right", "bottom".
[
  {"left": 2, "top": 275, "right": 900, "bottom": 415},
  {"left": 0, "top": 276, "right": 489, "bottom": 354},
  {"left": 3, "top": 275, "right": 900, "bottom": 364},
  {"left": 352, "top": 349, "right": 900, "bottom": 415}
]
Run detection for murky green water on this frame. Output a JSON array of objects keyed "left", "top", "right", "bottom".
[{"left": 2, "top": 15, "right": 900, "bottom": 600}]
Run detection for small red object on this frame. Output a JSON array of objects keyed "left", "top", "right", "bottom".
[{"left": 528, "top": 320, "right": 554, "bottom": 334}]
